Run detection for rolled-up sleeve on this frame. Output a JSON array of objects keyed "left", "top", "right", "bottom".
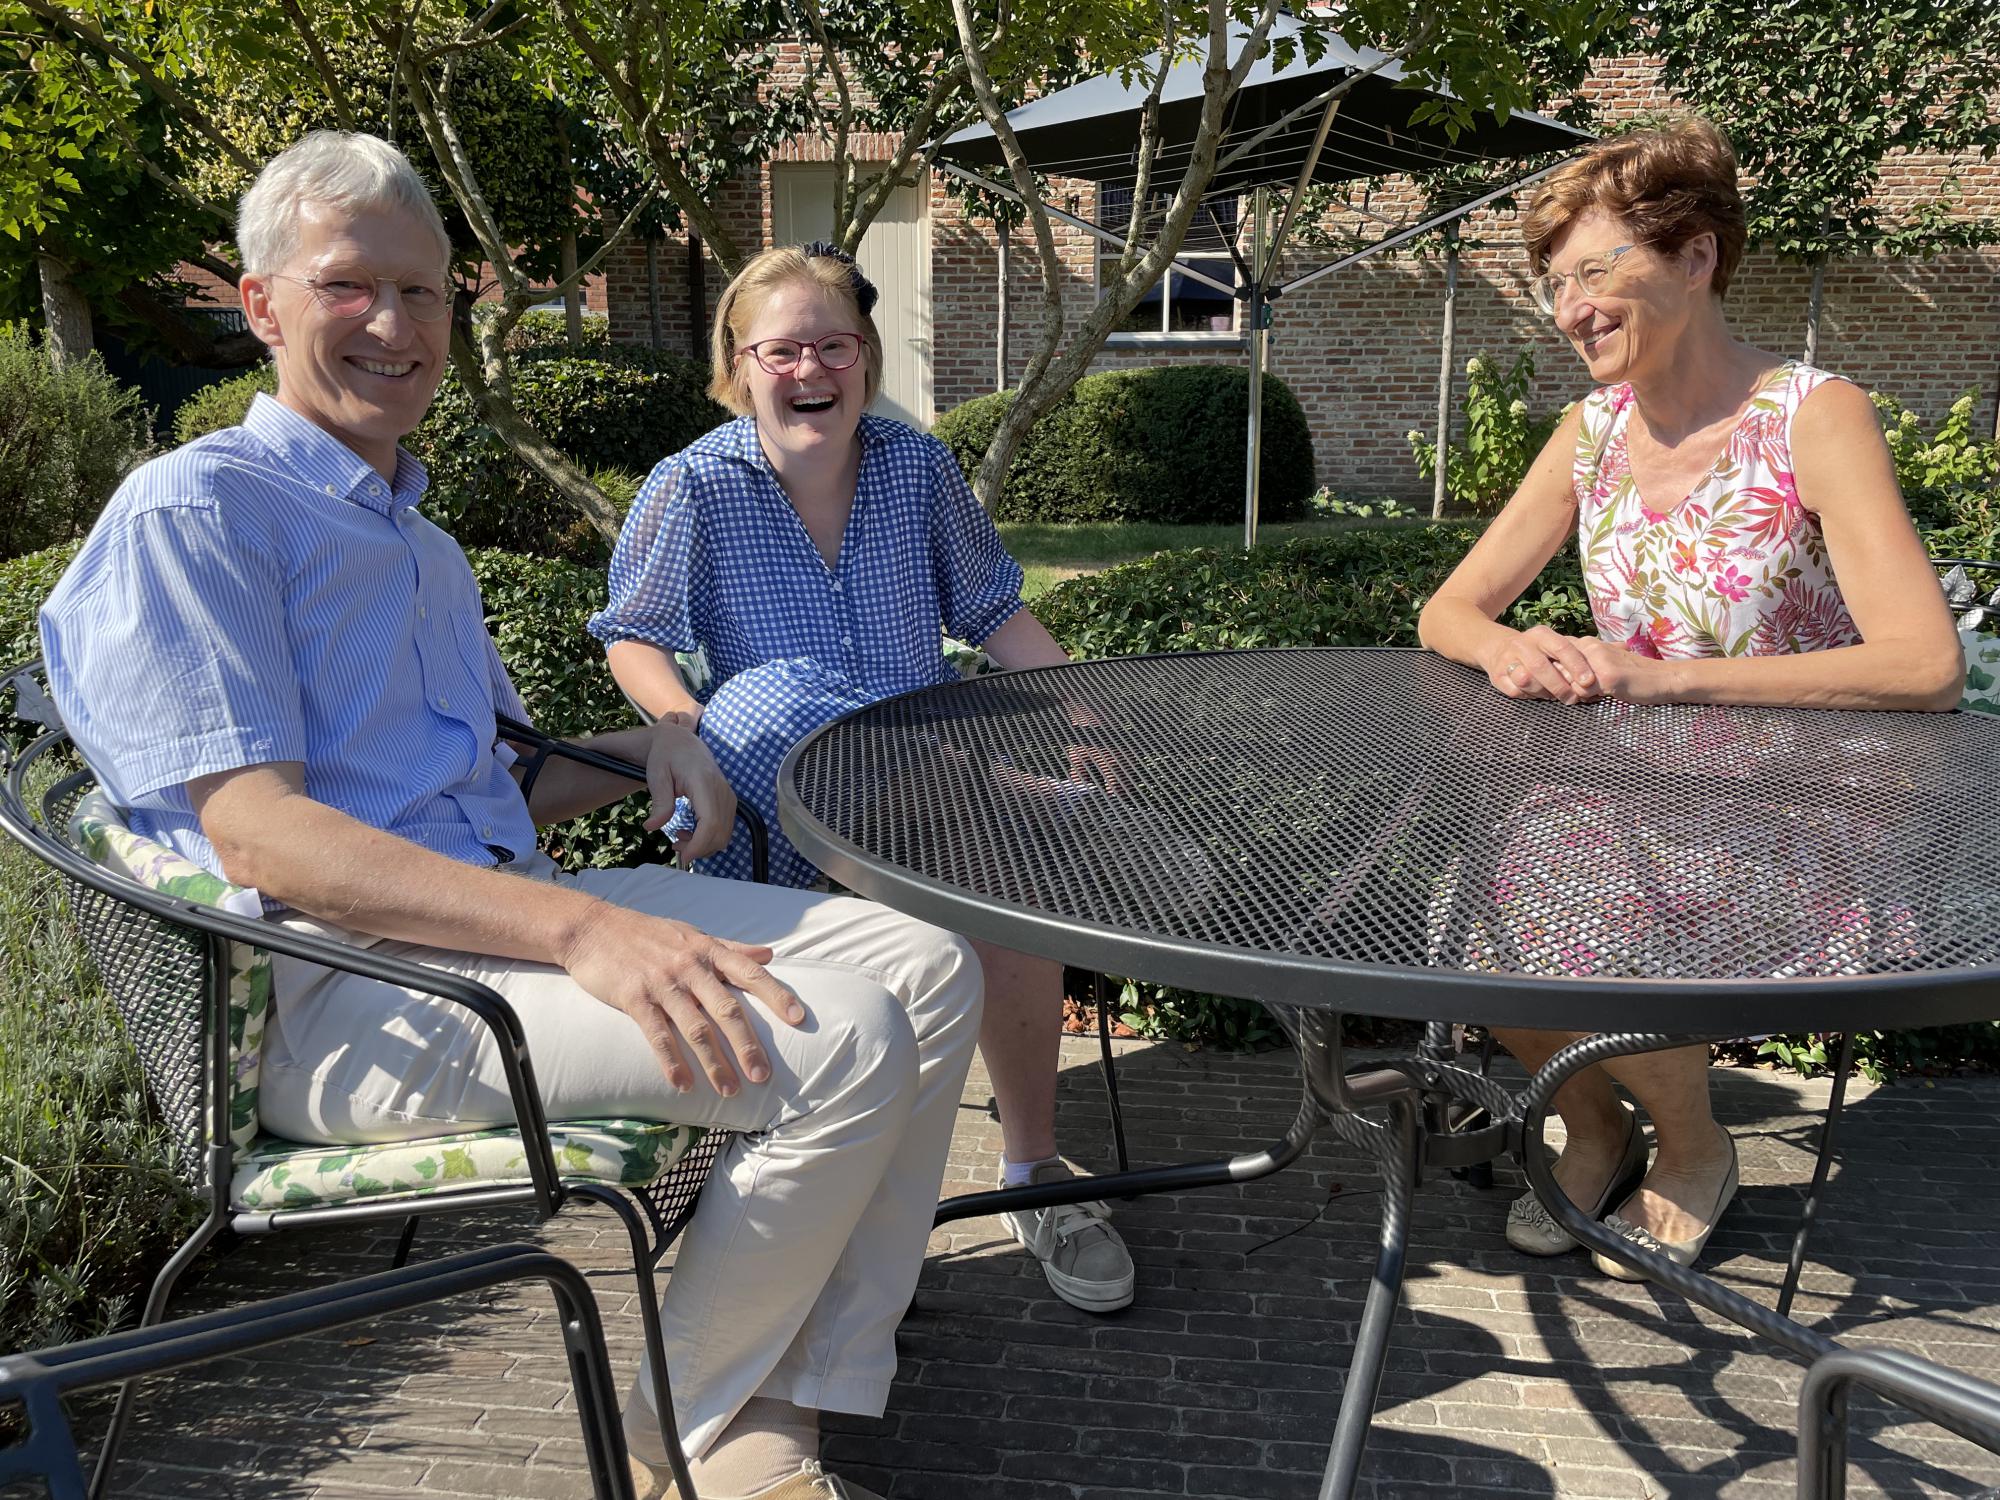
[
  {"left": 588, "top": 459, "right": 702, "bottom": 653},
  {"left": 928, "top": 438, "right": 1024, "bottom": 645},
  {"left": 41, "top": 498, "right": 305, "bottom": 809}
]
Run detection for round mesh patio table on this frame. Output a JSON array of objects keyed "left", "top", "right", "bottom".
[{"left": 778, "top": 647, "right": 2000, "bottom": 1497}]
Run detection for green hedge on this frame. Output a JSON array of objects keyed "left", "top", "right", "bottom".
[
  {"left": 0, "top": 329, "right": 151, "bottom": 562},
  {"left": 934, "top": 365, "right": 1316, "bottom": 526},
  {"left": 171, "top": 345, "right": 725, "bottom": 565}
]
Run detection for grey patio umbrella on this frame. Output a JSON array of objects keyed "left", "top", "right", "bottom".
[{"left": 935, "top": 13, "right": 1593, "bottom": 542}]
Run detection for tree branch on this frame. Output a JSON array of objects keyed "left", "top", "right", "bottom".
[{"left": 274, "top": 0, "right": 359, "bottom": 128}]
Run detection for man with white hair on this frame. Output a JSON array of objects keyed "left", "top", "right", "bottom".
[{"left": 41, "top": 130, "right": 984, "bottom": 1500}]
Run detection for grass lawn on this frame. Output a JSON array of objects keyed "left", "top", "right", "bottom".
[{"left": 998, "top": 518, "right": 1360, "bottom": 600}]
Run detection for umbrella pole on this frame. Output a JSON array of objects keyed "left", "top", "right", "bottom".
[
  {"left": 1245, "top": 184, "right": 1267, "bottom": 550},
  {"left": 1432, "top": 220, "right": 1459, "bottom": 520}
]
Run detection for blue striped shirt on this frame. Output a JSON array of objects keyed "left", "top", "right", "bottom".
[{"left": 40, "top": 393, "right": 536, "bottom": 879}]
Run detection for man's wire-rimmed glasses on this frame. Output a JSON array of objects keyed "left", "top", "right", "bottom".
[
  {"left": 734, "top": 332, "right": 864, "bottom": 377},
  {"left": 270, "top": 264, "right": 454, "bottom": 322},
  {"left": 1529, "top": 244, "right": 1636, "bottom": 317}
]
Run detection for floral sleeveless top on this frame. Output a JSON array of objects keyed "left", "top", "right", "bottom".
[{"left": 1575, "top": 361, "right": 1861, "bottom": 660}]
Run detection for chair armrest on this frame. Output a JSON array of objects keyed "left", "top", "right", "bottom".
[{"left": 495, "top": 712, "right": 771, "bottom": 883}]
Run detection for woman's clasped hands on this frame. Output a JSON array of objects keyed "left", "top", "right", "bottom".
[{"left": 1481, "top": 625, "right": 1675, "bottom": 705}]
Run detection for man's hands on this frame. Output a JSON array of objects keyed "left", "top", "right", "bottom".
[
  {"left": 1479, "top": 626, "right": 1674, "bottom": 705},
  {"left": 559, "top": 900, "right": 806, "bottom": 1095},
  {"left": 641, "top": 714, "right": 736, "bottom": 861}
]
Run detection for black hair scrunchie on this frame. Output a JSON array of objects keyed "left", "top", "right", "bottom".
[{"left": 800, "top": 240, "right": 880, "bottom": 318}]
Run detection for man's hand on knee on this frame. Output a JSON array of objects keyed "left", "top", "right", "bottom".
[{"left": 559, "top": 900, "right": 805, "bottom": 1095}]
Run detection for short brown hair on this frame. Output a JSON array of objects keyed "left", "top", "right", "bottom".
[
  {"left": 708, "top": 246, "right": 884, "bottom": 414},
  {"left": 1522, "top": 116, "right": 1748, "bottom": 299}
]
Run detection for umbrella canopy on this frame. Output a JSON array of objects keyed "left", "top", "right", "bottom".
[{"left": 938, "top": 13, "right": 1590, "bottom": 196}]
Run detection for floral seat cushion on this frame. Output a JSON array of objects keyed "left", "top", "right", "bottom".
[
  {"left": 1960, "top": 627, "right": 2000, "bottom": 715},
  {"left": 71, "top": 789, "right": 272, "bottom": 1149},
  {"left": 232, "top": 1117, "right": 706, "bottom": 1210}
]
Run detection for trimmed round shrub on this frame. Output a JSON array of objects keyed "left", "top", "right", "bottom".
[
  {"left": 0, "top": 329, "right": 151, "bottom": 561},
  {"left": 933, "top": 366, "right": 1316, "bottom": 525}
]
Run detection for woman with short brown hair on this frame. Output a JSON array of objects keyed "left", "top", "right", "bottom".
[{"left": 1419, "top": 116, "right": 1961, "bottom": 1277}]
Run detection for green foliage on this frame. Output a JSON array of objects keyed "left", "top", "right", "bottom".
[
  {"left": 1036, "top": 522, "right": 1586, "bottom": 659},
  {"left": 0, "top": 329, "right": 150, "bottom": 560},
  {"left": 1874, "top": 389, "right": 2000, "bottom": 558},
  {"left": 1307, "top": 489, "right": 1418, "bottom": 521},
  {"left": 462, "top": 549, "right": 659, "bottom": 870},
  {"left": 1650, "top": 0, "right": 2000, "bottom": 265},
  {"left": 171, "top": 364, "right": 276, "bottom": 446},
  {"left": 1407, "top": 351, "right": 1565, "bottom": 515},
  {"left": 166, "top": 348, "right": 721, "bottom": 564},
  {"left": 410, "top": 352, "right": 726, "bottom": 563},
  {"left": 934, "top": 367, "right": 1315, "bottom": 525},
  {"left": 1, "top": 830, "right": 197, "bottom": 1357}
]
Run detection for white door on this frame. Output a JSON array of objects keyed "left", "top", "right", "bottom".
[{"left": 771, "top": 164, "right": 933, "bottom": 429}]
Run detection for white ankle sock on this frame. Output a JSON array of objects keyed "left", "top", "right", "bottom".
[
  {"left": 686, "top": 1397, "right": 818, "bottom": 1498},
  {"left": 1002, "top": 1154, "right": 1060, "bottom": 1188}
]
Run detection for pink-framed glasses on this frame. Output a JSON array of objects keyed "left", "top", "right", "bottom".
[{"left": 734, "top": 332, "right": 864, "bottom": 376}]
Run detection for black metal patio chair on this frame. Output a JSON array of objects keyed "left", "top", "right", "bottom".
[
  {"left": 1795, "top": 1345, "right": 2000, "bottom": 1499},
  {"left": 0, "top": 662, "right": 776, "bottom": 1500},
  {"left": 0, "top": 1243, "right": 638, "bottom": 1500}
]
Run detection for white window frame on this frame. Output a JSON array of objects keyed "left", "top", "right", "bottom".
[{"left": 1097, "top": 186, "right": 1245, "bottom": 347}]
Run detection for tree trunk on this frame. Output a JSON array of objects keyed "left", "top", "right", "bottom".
[
  {"left": 37, "top": 250, "right": 93, "bottom": 367},
  {"left": 1803, "top": 257, "right": 1827, "bottom": 366},
  {"left": 448, "top": 327, "right": 621, "bottom": 544},
  {"left": 561, "top": 231, "right": 584, "bottom": 344}
]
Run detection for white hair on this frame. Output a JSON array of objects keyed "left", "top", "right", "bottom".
[{"left": 236, "top": 130, "right": 451, "bottom": 276}]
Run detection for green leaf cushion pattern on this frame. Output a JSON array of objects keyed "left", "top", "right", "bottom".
[
  {"left": 71, "top": 788, "right": 272, "bottom": 1149},
  {"left": 231, "top": 1117, "right": 704, "bottom": 1210}
]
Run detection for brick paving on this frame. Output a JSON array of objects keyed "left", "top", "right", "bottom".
[{"left": 71, "top": 1039, "right": 2000, "bottom": 1500}]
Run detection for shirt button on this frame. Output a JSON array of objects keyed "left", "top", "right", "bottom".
[
  {"left": 841, "top": 635, "right": 853, "bottom": 647},
  {"left": 830, "top": 580, "right": 844, "bottom": 592},
  {"left": 323, "top": 483, "right": 338, "bottom": 497},
  {"left": 437, "top": 696, "right": 449, "bottom": 710},
  {"left": 418, "top": 604, "right": 427, "bottom": 619},
  {"left": 483, "top": 823, "right": 494, "bottom": 837}
]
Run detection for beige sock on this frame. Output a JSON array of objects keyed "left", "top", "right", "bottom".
[{"left": 685, "top": 1397, "right": 819, "bottom": 1498}]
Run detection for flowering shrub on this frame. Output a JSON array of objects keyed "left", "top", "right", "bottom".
[{"left": 1407, "top": 351, "right": 1566, "bottom": 514}]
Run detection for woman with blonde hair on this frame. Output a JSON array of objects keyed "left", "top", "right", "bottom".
[
  {"left": 1419, "top": 117, "right": 1962, "bottom": 1277},
  {"left": 590, "top": 241, "right": 1135, "bottom": 1345}
]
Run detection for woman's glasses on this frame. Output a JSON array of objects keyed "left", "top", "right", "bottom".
[
  {"left": 1529, "top": 244, "right": 1636, "bottom": 317},
  {"left": 735, "top": 332, "right": 864, "bottom": 376},
  {"left": 271, "top": 265, "right": 453, "bottom": 322}
]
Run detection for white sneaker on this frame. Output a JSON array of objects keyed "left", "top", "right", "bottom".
[{"left": 999, "top": 1161, "right": 1136, "bottom": 1313}]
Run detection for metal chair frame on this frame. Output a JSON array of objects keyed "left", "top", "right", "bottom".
[
  {"left": 1796, "top": 1345, "right": 2000, "bottom": 1499},
  {"left": 0, "top": 1244, "right": 639, "bottom": 1500},
  {"left": 0, "top": 664, "right": 769, "bottom": 1500}
]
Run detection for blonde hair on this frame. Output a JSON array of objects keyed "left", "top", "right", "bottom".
[
  {"left": 1522, "top": 116, "right": 1748, "bottom": 299},
  {"left": 708, "top": 246, "right": 883, "bottom": 414}
]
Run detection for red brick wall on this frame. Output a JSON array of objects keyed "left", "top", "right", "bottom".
[{"left": 605, "top": 53, "right": 2000, "bottom": 499}]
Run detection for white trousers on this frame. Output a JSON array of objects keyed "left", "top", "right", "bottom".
[{"left": 257, "top": 861, "right": 984, "bottom": 1457}]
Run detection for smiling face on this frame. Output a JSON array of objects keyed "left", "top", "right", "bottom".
[
  {"left": 240, "top": 200, "right": 450, "bottom": 480},
  {"left": 1544, "top": 209, "right": 1714, "bottom": 388},
  {"left": 734, "top": 280, "right": 872, "bottom": 469}
]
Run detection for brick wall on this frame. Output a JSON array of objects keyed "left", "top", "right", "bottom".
[{"left": 605, "top": 53, "right": 2000, "bottom": 499}]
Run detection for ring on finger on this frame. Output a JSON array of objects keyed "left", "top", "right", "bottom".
[{"left": 1505, "top": 661, "right": 1522, "bottom": 676}]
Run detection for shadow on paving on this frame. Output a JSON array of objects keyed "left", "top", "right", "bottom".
[
  {"left": 827, "top": 1036, "right": 2000, "bottom": 1500},
  {"left": 16, "top": 1034, "right": 2000, "bottom": 1500}
]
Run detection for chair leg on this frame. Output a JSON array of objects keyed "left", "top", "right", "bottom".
[
  {"left": 567, "top": 1184, "right": 700, "bottom": 1500},
  {"left": 389, "top": 1216, "right": 420, "bottom": 1271},
  {"left": 1778, "top": 1031, "right": 1856, "bottom": 1320},
  {"left": 87, "top": 1218, "right": 225, "bottom": 1500},
  {"left": 1093, "top": 972, "right": 1130, "bottom": 1174}
]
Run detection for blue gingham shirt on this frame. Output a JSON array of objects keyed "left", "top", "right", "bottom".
[
  {"left": 40, "top": 393, "right": 537, "bottom": 881},
  {"left": 588, "top": 414, "right": 1025, "bottom": 885}
]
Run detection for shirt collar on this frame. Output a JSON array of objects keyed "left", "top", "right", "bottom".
[{"left": 243, "top": 391, "right": 431, "bottom": 517}]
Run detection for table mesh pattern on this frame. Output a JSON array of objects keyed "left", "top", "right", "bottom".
[
  {"left": 789, "top": 651, "right": 2000, "bottom": 990},
  {"left": 46, "top": 776, "right": 214, "bottom": 1192}
]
